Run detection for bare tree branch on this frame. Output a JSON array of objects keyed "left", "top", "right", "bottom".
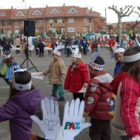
[
  {"left": 135, "top": 7, "right": 140, "bottom": 17},
  {"left": 108, "top": 5, "right": 119, "bottom": 14},
  {"left": 121, "top": 6, "right": 134, "bottom": 17}
]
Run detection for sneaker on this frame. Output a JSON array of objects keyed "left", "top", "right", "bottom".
[
  {"left": 57, "top": 97, "right": 65, "bottom": 102},
  {"left": 51, "top": 95, "right": 57, "bottom": 99}
]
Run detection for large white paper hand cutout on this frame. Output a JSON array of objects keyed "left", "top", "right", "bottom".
[
  {"left": 132, "top": 138, "right": 140, "bottom": 140},
  {"left": 31, "top": 97, "right": 61, "bottom": 140},
  {"left": 62, "top": 99, "right": 91, "bottom": 140}
]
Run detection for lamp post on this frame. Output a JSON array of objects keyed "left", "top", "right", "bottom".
[{"left": 22, "top": 0, "right": 26, "bottom": 20}]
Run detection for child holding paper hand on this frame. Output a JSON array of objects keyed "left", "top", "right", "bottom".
[
  {"left": 43, "top": 47, "right": 66, "bottom": 102},
  {"left": 84, "top": 52, "right": 114, "bottom": 140},
  {"left": 64, "top": 48, "right": 89, "bottom": 101},
  {"left": 0, "top": 69, "right": 43, "bottom": 140}
]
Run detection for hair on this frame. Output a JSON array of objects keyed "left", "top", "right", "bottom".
[
  {"left": 119, "top": 47, "right": 140, "bottom": 83},
  {"left": 75, "top": 58, "right": 83, "bottom": 65},
  {"left": 94, "top": 56, "right": 105, "bottom": 65},
  {"left": 10, "top": 71, "right": 34, "bottom": 99}
]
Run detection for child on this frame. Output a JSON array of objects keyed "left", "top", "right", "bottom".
[
  {"left": 64, "top": 48, "right": 89, "bottom": 101},
  {"left": 0, "top": 69, "right": 43, "bottom": 140},
  {"left": 113, "top": 47, "right": 125, "bottom": 76},
  {"left": 0, "top": 50, "right": 20, "bottom": 85},
  {"left": 111, "top": 47, "right": 140, "bottom": 140},
  {"left": 43, "top": 47, "right": 66, "bottom": 102},
  {"left": 84, "top": 53, "right": 114, "bottom": 140}
]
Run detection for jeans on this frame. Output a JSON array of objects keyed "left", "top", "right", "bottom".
[
  {"left": 89, "top": 118, "right": 111, "bottom": 140},
  {"left": 0, "top": 74, "right": 12, "bottom": 86},
  {"left": 52, "top": 84, "right": 65, "bottom": 98}
]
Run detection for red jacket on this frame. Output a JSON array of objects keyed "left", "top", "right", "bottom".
[
  {"left": 111, "top": 72, "right": 140, "bottom": 138},
  {"left": 84, "top": 71, "right": 114, "bottom": 120},
  {"left": 64, "top": 62, "right": 89, "bottom": 93}
]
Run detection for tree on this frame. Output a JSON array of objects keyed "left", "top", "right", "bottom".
[
  {"left": 106, "top": 24, "right": 113, "bottom": 35},
  {"left": 135, "top": 7, "right": 140, "bottom": 17},
  {"left": 108, "top": 5, "right": 134, "bottom": 44}
]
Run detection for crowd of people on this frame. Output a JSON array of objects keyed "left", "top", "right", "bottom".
[{"left": 0, "top": 33, "right": 140, "bottom": 140}]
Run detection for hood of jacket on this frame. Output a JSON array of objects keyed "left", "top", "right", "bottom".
[
  {"left": 11, "top": 87, "right": 43, "bottom": 114},
  {"left": 90, "top": 70, "right": 113, "bottom": 92}
]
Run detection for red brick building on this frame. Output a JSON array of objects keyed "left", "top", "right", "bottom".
[
  {"left": 0, "top": 5, "right": 105, "bottom": 36},
  {"left": 111, "top": 22, "right": 140, "bottom": 34}
]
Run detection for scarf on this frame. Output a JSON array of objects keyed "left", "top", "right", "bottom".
[{"left": 110, "top": 72, "right": 130, "bottom": 95}]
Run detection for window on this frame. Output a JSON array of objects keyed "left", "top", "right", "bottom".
[
  {"left": 49, "top": 28, "right": 56, "bottom": 33},
  {"left": 4, "top": 21, "right": 10, "bottom": 25},
  {"left": 68, "top": 18, "right": 74, "bottom": 23},
  {"left": 38, "top": 20, "right": 44, "bottom": 24},
  {"left": 68, "top": 8, "right": 78, "bottom": 13},
  {"left": 14, "top": 29, "right": 20, "bottom": 33},
  {"left": 67, "top": 28, "right": 75, "bottom": 32},
  {"left": 33, "top": 10, "right": 42, "bottom": 15},
  {"left": 49, "top": 19, "right": 54, "bottom": 23},
  {"left": 14, "top": 21, "right": 19, "bottom": 27},
  {"left": 57, "top": 19, "right": 62, "bottom": 23},
  {"left": 0, "top": 12, "right": 6, "bottom": 16},
  {"left": 84, "top": 18, "right": 87, "bottom": 23},
  {"left": 50, "top": 8, "right": 60, "bottom": 14},
  {"left": 16, "top": 11, "right": 24, "bottom": 16}
]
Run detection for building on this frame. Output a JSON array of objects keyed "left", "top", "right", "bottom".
[
  {"left": 0, "top": 5, "right": 105, "bottom": 37},
  {"left": 110, "top": 21, "right": 140, "bottom": 34}
]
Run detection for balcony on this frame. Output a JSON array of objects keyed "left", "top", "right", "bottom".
[{"left": 50, "top": 23, "right": 65, "bottom": 28}]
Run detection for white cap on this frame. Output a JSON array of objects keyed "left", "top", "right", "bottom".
[
  {"left": 53, "top": 49, "right": 61, "bottom": 56},
  {"left": 72, "top": 48, "right": 82, "bottom": 58},
  {"left": 114, "top": 48, "right": 125, "bottom": 54},
  {"left": 53, "top": 45, "right": 62, "bottom": 56},
  {"left": 13, "top": 68, "right": 32, "bottom": 91}
]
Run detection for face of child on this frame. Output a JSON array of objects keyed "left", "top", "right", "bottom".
[
  {"left": 71, "top": 57, "right": 77, "bottom": 64},
  {"left": 115, "top": 52, "right": 123, "bottom": 62},
  {"left": 88, "top": 65, "right": 95, "bottom": 73},
  {"left": 52, "top": 53, "right": 59, "bottom": 60}
]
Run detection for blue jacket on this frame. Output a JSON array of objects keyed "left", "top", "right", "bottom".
[
  {"left": 0, "top": 60, "right": 21, "bottom": 80},
  {"left": 114, "top": 61, "right": 122, "bottom": 77}
]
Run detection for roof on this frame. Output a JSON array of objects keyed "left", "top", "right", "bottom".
[
  {"left": 0, "top": 6, "right": 105, "bottom": 20},
  {"left": 0, "top": 9, "right": 13, "bottom": 20}
]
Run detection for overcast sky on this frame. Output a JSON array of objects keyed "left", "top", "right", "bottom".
[{"left": 0, "top": 0, "right": 140, "bottom": 23}]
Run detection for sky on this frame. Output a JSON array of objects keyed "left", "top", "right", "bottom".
[{"left": 0, "top": 0, "right": 140, "bottom": 23}]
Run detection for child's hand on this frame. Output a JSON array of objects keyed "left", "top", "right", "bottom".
[
  {"left": 83, "top": 83, "right": 88, "bottom": 88},
  {"left": 83, "top": 112, "right": 89, "bottom": 117}
]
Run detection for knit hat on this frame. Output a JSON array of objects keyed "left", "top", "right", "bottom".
[{"left": 88, "top": 52, "right": 105, "bottom": 71}]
